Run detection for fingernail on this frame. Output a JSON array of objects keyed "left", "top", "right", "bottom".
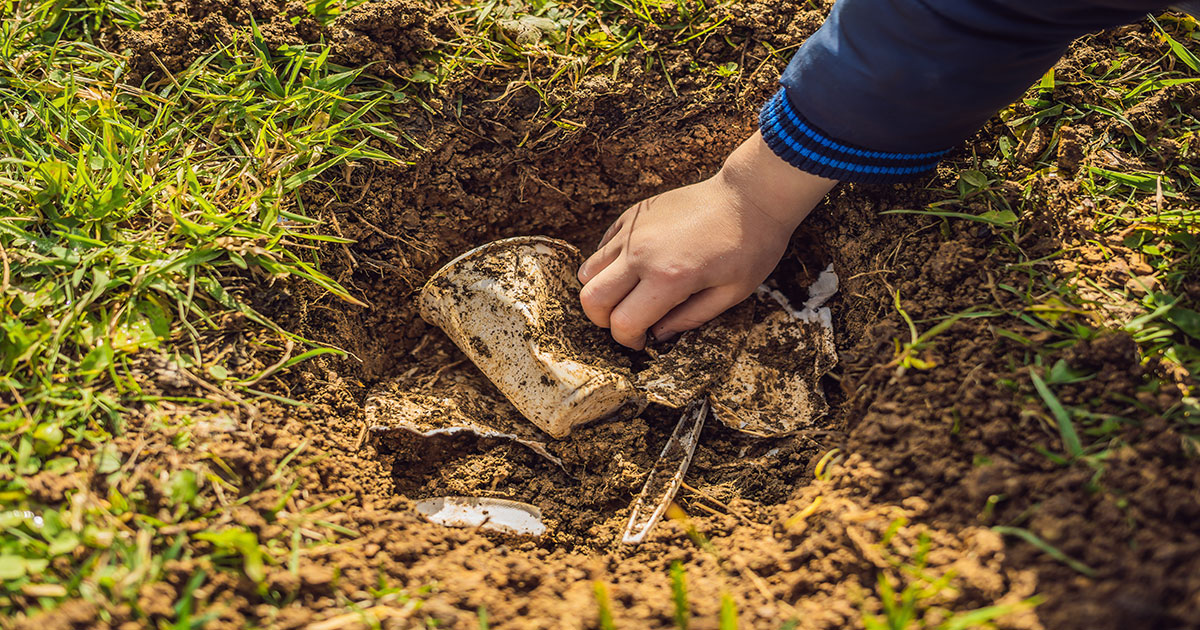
[{"left": 650, "top": 329, "right": 676, "bottom": 344}]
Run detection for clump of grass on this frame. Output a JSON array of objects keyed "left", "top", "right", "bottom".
[
  {"left": 861, "top": 521, "right": 1040, "bottom": 630},
  {"left": 0, "top": 0, "right": 401, "bottom": 620},
  {"left": 417, "top": 0, "right": 749, "bottom": 132},
  {"left": 909, "top": 12, "right": 1199, "bottom": 444}
]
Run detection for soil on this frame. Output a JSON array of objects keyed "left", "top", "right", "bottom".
[{"left": 15, "top": 1, "right": 1200, "bottom": 630}]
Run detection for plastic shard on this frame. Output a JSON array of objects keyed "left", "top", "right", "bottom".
[
  {"left": 708, "top": 265, "right": 839, "bottom": 437},
  {"left": 414, "top": 497, "right": 547, "bottom": 536},
  {"left": 364, "top": 390, "right": 565, "bottom": 469},
  {"left": 634, "top": 300, "right": 754, "bottom": 408},
  {"left": 621, "top": 399, "right": 708, "bottom": 545},
  {"left": 418, "top": 236, "right": 645, "bottom": 438}
]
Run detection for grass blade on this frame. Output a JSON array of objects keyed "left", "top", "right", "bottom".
[
  {"left": 719, "top": 593, "right": 737, "bottom": 630},
  {"left": 594, "top": 581, "right": 616, "bottom": 630},
  {"left": 1029, "top": 369, "right": 1083, "bottom": 458},
  {"left": 993, "top": 526, "right": 1096, "bottom": 577},
  {"left": 670, "top": 561, "right": 689, "bottom": 630}
]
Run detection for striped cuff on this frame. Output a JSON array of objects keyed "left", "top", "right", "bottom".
[{"left": 758, "top": 88, "right": 949, "bottom": 184}]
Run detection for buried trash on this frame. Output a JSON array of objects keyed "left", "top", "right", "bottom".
[
  {"left": 418, "top": 236, "right": 645, "bottom": 439},
  {"left": 635, "top": 301, "right": 755, "bottom": 408},
  {"left": 621, "top": 399, "right": 708, "bottom": 544},
  {"left": 637, "top": 267, "right": 839, "bottom": 437},
  {"left": 377, "top": 237, "right": 840, "bottom": 541},
  {"left": 413, "top": 497, "right": 547, "bottom": 536},
  {"left": 708, "top": 269, "right": 839, "bottom": 437},
  {"left": 364, "top": 391, "right": 565, "bottom": 469}
]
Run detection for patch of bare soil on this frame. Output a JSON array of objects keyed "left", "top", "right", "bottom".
[{"left": 14, "top": 2, "right": 1196, "bottom": 630}]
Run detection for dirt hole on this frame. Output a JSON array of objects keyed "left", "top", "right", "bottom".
[{"left": 277, "top": 102, "right": 926, "bottom": 551}]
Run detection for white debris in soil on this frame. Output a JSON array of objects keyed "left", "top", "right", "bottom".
[
  {"left": 710, "top": 267, "right": 840, "bottom": 436},
  {"left": 803, "top": 264, "right": 840, "bottom": 313},
  {"left": 757, "top": 263, "right": 838, "bottom": 329},
  {"left": 414, "top": 497, "right": 547, "bottom": 536},
  {"left": 364, "top": 391, "right": 565, "bottom": 468},
  {"left": 620, "top": 399, "right": 708, "bottom": 545}
]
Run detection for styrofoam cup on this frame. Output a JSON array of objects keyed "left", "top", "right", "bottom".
[{"left": 418, "top": 236, "right": 644, "bottom": 438}]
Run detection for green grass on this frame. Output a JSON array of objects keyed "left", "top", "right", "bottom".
[
  {"left": 593, "top": 580, "right": 618, "bottom": 630},
  {"left": 670, "top": 560, "right": 690, "bottom": 630},
  {"left": 421, "top": 0, "right": 763, "bottom": 131},
  {"left": 891, "top": 10, "right": 1200, "bottom": 599},
  {"left": 863, "top": 521, "right": 1040, "bottom": 630},
  {"left": 1003, "top": 17, "right": 1200, "bottom": 387},
  {"left": 0, "top": 0, "right": 405, "bottom": 620},
  {"left": 899, "top": 13, "right": 1200, "bottom": 451}
]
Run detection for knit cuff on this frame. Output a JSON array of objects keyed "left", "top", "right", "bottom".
[{"left": 758, "top": 88, "right": 949, "bottom": 184}]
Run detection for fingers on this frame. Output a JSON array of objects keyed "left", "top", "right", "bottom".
[
  {"left": 651, "top": 286, "right": 747, "bottom": 341},
  {"left": 596, "top": 213, "right": 625, "bottom": 249},
  {"left": 579, "top": 262, "right": 639, "bottom": 328},
  {"left": 608, "top": 280, "right": 693, "bottom": 350},
  {"left": 578, "top": 241, "right": 620, "bottom": 285},
  {"left": 583, "top": 199, "right": 654, "bottom": 283}
]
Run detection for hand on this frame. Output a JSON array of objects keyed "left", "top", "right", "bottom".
[{"left": 578, "top": 131, "right": 837, "bottom": 350}]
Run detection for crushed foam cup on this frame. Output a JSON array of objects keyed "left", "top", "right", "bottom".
[{"left": 418, "top": 236, "right": 644, "bottom": 438}]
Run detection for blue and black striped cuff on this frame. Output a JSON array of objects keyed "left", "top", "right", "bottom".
[{"left": 758, "top": 88, "right": 949, "bottom": 184}]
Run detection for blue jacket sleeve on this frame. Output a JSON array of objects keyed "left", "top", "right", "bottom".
[{"left": 760, "top": 0, "right": 1170, "bottom": 184}]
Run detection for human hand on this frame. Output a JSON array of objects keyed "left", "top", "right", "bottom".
[{"left": 578, "top": 131, "right": 837, "bottom": 350}]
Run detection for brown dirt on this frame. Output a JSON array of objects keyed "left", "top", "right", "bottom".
[{"left": 14, "top": 2, "right": 1199, "bottom": 630}]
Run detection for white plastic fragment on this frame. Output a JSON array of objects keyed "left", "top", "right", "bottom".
[
  {"left": 634, "top": 301, "right": 754, "bottom": 408},
  {"left": 414, "top": 497, "right": 547, "bottom": 536},
  {"left": 419, "top": 236, "right": 645, "bottom": 438},
  {"left": 802, "top": 264, "right": 840, "bottom": 313},
  {"left": 621, "top": 399, "right": 708, "bottom": 545},
  {"left": 708, "top": 268, "right": 840, "bottom": 437},
  {"left": 364, "top": 391, "right": 564, "bottom": 468}
]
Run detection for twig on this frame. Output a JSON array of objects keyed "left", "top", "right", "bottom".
[
  {"left": 680, "top": 481, "right": 755, "bottom": 525},
  {"left": 326, "top": 211, "right": 358, "bottom": 270},
  {"left": 420, "top": 359, "right": 465, "bottom": 389},
  {"left": 354, "top": 416, "right": 370, "bottom": 450}
]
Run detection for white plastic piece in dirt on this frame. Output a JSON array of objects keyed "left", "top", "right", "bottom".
[
  {"left": 364, "top": 391, "right": 565, "bottom": 468},
  {"left": 708, "top": 266, "right": 840, "bottom": 437},
  {"left": 634, "top": 301, "right": 755, "bottom": 408},
  {"left": 414, "top": 497, "right": 547, "bottom": 536},
  {"left": 621, "top": 399, "right": 708, "bottom": 545},
  {"left": 802, "top": 264, "right": 840, "bottom": 314},
  {"left": 419, "top": 237, "right": 645, "bottom": 439}
]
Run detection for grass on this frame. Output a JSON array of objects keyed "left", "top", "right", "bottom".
[
  {"left": 414, "top": 0, "right": 749, "bottom": 133},
  {"left": 895, "top": 12, "right": 1200, "bottom": 452},
  {"left": 862, "top": 520, "right": 1040, "bottom": 630},
  {"left": 670, "top": 560, "right": 690, "bottom": 630},
  {"left": 593, "top": 580, "right": 617, "bottom": 630},
  {"left": 0, "top": 0, "right": 405, "bottom": 620},
  {"left": 890, "top": 10, "right": 1200, "bottom": 605},
  {"left": 991, "top": 526, "right": 1097, "bottom": 578}
]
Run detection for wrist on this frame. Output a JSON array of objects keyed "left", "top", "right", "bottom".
[{"left": 717, "top": 131, "right": 837, "bottom": 228}]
